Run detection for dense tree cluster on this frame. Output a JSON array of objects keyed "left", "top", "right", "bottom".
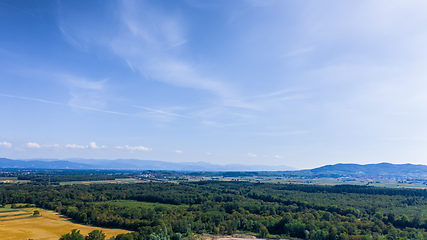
[
  {"left": 59, "top": 229, "right": 106, "bottom": 240},
  {"left": 3, "top": 181, "right": 427, "bottom": 239},
  {"left": 15, "top": 170, "right": 124, "bottom": 183}
]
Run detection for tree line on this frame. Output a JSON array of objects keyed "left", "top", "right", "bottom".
[{"left": 3, "top": 181, "right": 427, "bottom": 239}]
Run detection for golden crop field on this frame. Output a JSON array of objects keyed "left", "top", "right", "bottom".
[{"left": 0, "top": 206, "right": 131, "bottom": 240}]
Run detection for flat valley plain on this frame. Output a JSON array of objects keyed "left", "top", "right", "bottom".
[
  {"left": 4, "top": 167, "right": 427, "bottom": 239},
  {"left": 0, "top": 205, "right": 130, "bottom": 240},
  {"left": 186, "top": 176, "right": 427, "bottom": 189},
  {"left": 54, "top": 176, "right": 427, "bottom": 189}
]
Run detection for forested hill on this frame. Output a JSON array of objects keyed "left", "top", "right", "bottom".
[{"left": 309, "top": 162, "right": 427, "bottom": 179}]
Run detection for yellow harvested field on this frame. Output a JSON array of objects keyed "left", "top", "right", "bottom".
[
  {"left": 0, "top": 207, "right": 131, "bottom": 240},
  {"left": 0, "top": 211, "right": 21, "bottom": 217}
]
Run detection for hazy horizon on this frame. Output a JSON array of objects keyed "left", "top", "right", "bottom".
[{"left": 2, "top": 1, "right": 427, "bottom": 169}]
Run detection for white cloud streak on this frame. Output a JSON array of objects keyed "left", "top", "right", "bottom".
[
  {"left": 0, "top": 141, "right": 12, "bottom": 148},
  {"left": 247, "top": 153, "right": 257, "bottom": 158},
  {"left": 25, "top": 142, "right": 41, "bottom": 149},
  {"left": 115, "top": 145, "right": 152, "bottom": 151},
  {"left": 3, "top": 141, "right": 154, "bottom": 152},
  {"left": 44, "top": 144, "right": 60, "bottom": 148},
  {"left": 65, "top": 144, "right": 88, "bottom": 149},
  {"left": 89, "top": 142, "right": 106, "bottom": 149},
  {"left": 174, "top": 150, "right": 183, "bottom": 154}
]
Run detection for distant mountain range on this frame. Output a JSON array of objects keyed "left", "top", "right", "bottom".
[
  {"left": 1, "top": 158, "right": 426, "bottom": 178},
  {"left": 0, "top": 158, "right": 294, "bottom": 171},
  {"left": 307, "top": 162, "right": 427, "bottom": 179}
]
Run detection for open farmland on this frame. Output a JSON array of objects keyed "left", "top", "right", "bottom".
[
  {"left": 4, "top": 177, "right": 427, "bottom": 239},
  {"left": 59, "top": 178, "right": 146, "bottom": 185},
  {"left": 0, "top": 205, "right": 131, "bottom": 240}
]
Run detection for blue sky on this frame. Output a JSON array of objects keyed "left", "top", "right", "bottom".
[{"left": 1, "top": 0, "right": 427, "bottom": 169}]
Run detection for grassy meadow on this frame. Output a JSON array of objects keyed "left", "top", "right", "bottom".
[{"left": 59, "top": 178, "right": 146, "bottom": 185}]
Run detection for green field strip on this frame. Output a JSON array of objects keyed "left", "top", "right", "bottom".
[
  {"left": 0, "top": 215, "right": 40, "bottom": 221},
  {"left": 0, "top": 212, "right": 31, "bottom": 218},
  {"left": 0, "top": 209, "right": 20, "bottom": 213}
]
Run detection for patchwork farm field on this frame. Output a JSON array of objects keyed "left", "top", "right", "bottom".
[
  {"left": 0, "top": 206, "right": 131, "bottom": 240},
  {"left": 59, "top": 178, "right": 146, "bottom": 185}
]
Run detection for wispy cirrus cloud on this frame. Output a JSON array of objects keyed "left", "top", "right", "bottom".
[
  {"left": 55, "top": 0, "right": 256, "bottom": 126},
  {"left": 56, "top": 0, "right": 309, "bottom": 128},
  {"left": 0, "top": 93, "right": 128, "bottom": 116},
  {"left": 257, "top": 131, "right": 309, "bottom": 137},
  {"left": 32, "top": 71, "right": 112, "bottom": 111},
  {"left": 109, "top": 0, "right": 239, "bottom": 102},
  {"left": 229, "top": 88, "right": 311, "bottom": 113},
  {"left": 61, "top": 75, "right": 110, "bottom": 110},
  {"left": 134, "top": 105, "right": 194, "bottom": 119},
  {"left": 67, "top": 1, "right": 248, "bottom": 107},
  {"left": 383, "top": 137, "right": 427, "bottom": 141}
]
